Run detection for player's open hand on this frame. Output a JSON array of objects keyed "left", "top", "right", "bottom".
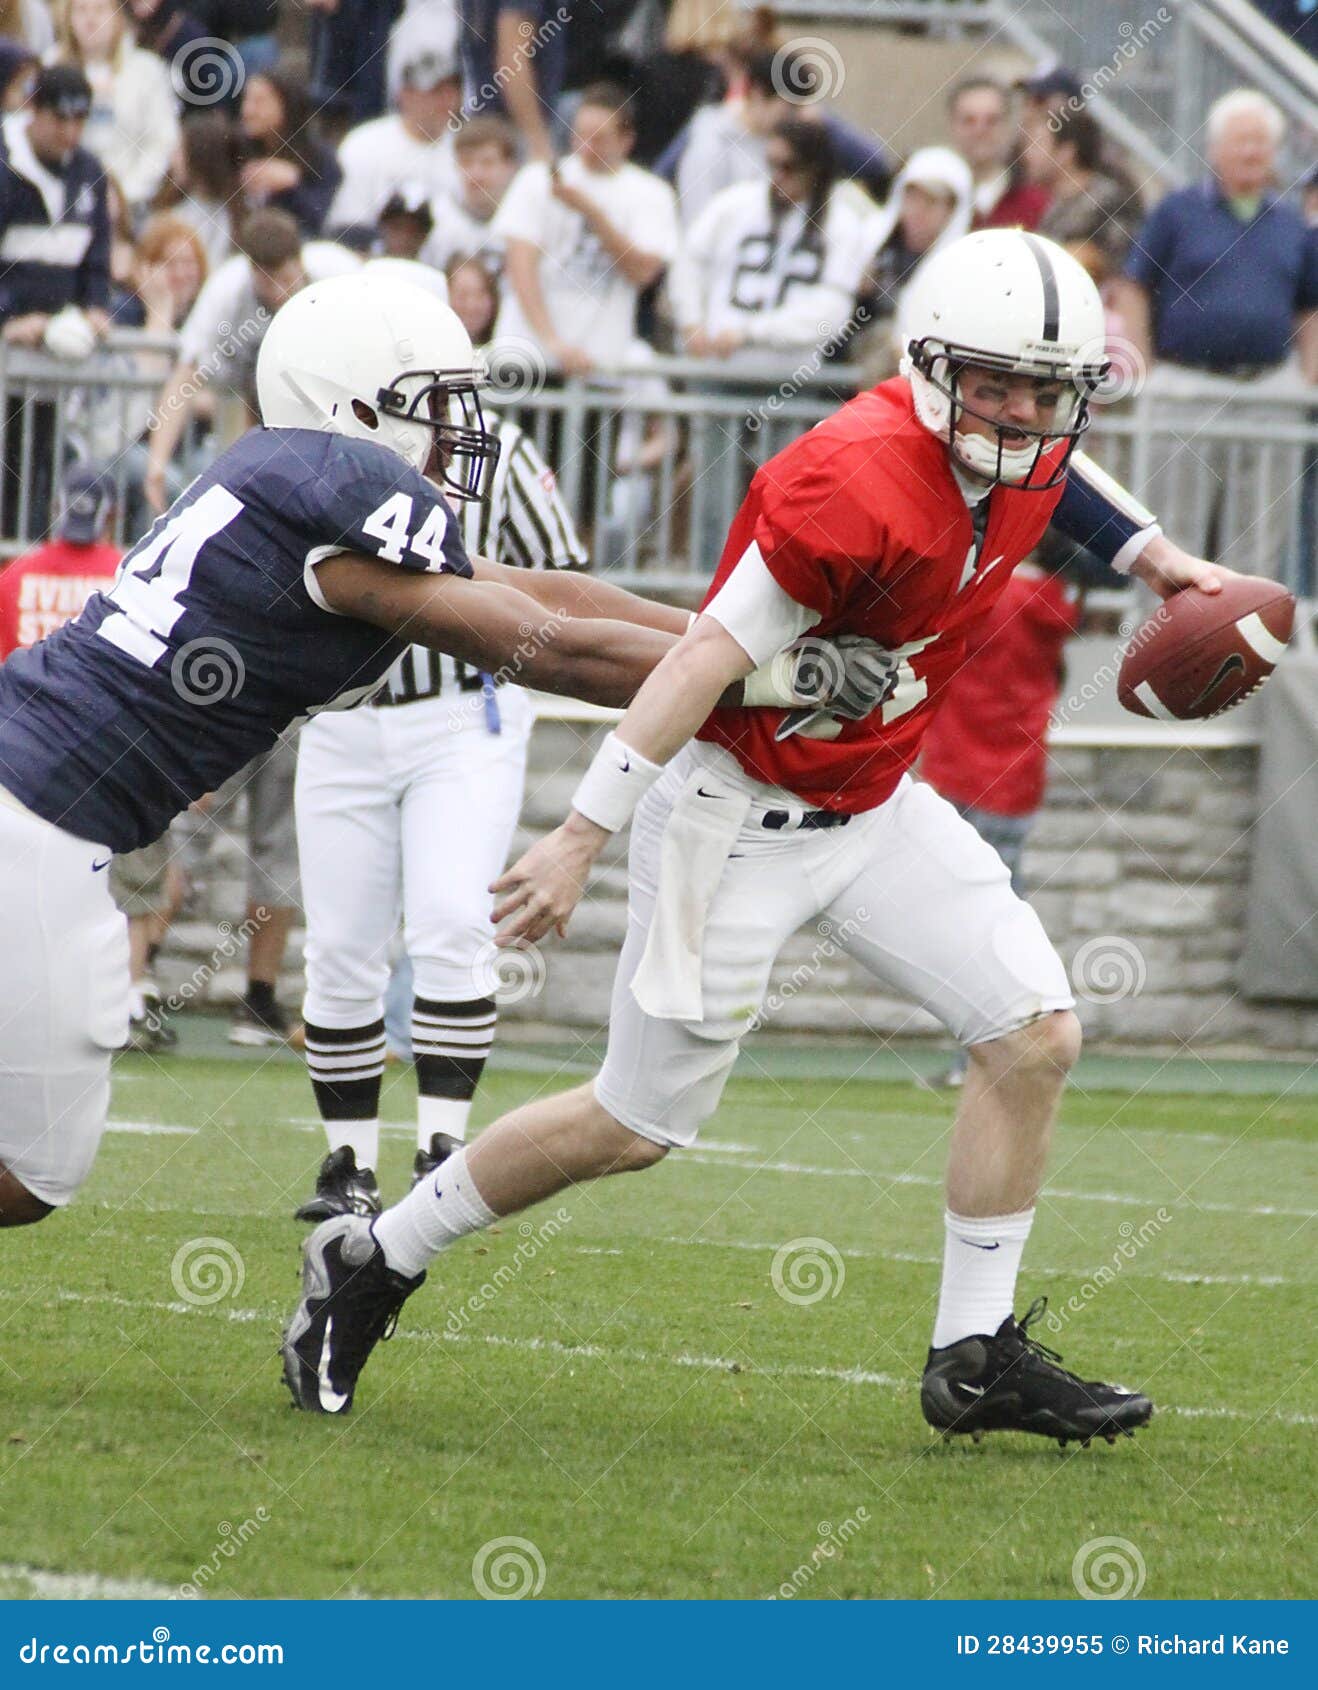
[
  {"left": 491, "top": 816, "right": 608, "bottom": 946},
  {"left": 1131, "top": 536, "right": 1235, "bottom": 600}
]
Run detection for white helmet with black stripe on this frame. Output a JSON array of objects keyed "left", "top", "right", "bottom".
[{"left": 900, "top": 228, "right": 1109, "bottom": 489}]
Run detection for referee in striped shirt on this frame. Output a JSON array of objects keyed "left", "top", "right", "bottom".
[{"left": 292, "top": 403, "right": 588, "bottom": 1223}]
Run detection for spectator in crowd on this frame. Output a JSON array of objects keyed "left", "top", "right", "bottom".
[
  {"left": 421, "top": 112, "right": 515, "bottom": 275},
  {"left": 1116, "top": 88, "right": 1318, "bottom": 563},
  {"left": 0, "top": 39, "right": 38, "bottom": 111},
  {"left": 0, "top": 0, "right": 54, "bottom": 54},
  {"left": 947, "top": 76, "right": 1050, "bottom": 231},
  {"left": 328, "top": 33, "right": 460, "bottom": 244},
  {"left": 375, "top": 183, "right": 433, "bottom": 260},
  {"left": 155, "top": 110, "right": 238, "bottom": 271},
  {"left": 458, "top": 0, "right": 568, "bottom": 164},
  {"left": 0, "top": 64, "right": 109, "bottom": 537},
  {"left": 309, "top": 0, "right": 402, "bottom": 130},
  {"left": 143, "top": 206, "right": 358, "bottom": 511},
  {"left": 126, "top": 1, "right": 213, "bottom": 106},
  {"left": 495, "top": 80, "right": 678, "bottom": 374},
  {"left": 52, "top": 0, "right": 180, "bottom": 212},
  {"left": 671, "top": 118, "right": 868, "bottom": 359},
  {"left": 851, "top": 144, "right": 973, "bottom": 373},
  {"left": 918, "top": 545, "right": 1084, "bottom": 1088},
  {"left": 669, "top": 45, "right": 891, "bottom": 227},
  {"left": 1029, "top": 102, "right": 1141, "bottom": 269},
  {"left": 445, "top": 250, "right": 496, "bottom": 344},
  {"left": 236, "top": 66, "right": 341, "bottom": 236},
  {"left": 202, "top": 1, "right": 280, "bottom": 76}
]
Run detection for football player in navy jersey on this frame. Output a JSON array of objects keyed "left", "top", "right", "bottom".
[{"left": 0, "top": 270, "right": 885, "bottom": 1230}]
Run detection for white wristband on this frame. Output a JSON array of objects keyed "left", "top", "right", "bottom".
[{"left": 572, "top": 732, "right": 664, "bottom": 833}]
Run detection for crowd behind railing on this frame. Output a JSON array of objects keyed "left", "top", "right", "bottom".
[{"left": 1, "top": 2, "right": 1314, "bottom": 587}]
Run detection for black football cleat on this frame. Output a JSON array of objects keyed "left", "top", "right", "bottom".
[
  {"left": 293, "top": 1146, "right": 381, "bottom": 1222},
  {"left": 921, "top": 1296, "right": 1154, "bottom": 1446},
  {"left": 411, "top": 1131, "right": 462, "bottom": 1185},
  {"left": 282, "top": 1215, "right": 424, "bottom": 1414}
]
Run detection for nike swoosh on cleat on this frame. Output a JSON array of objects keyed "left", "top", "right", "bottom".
[{"left": 317, "top": 1317, "right": 349, "bottom": 1412}]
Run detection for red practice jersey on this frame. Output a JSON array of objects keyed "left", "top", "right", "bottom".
[
  {"left": 698, "top": 379, "right": 1066, "bottom": 811},
  {"left": 0, "top": 539, "right": 122, "bottom": 659},
  {"left": 919, "top": 562, "right": 1082, "bottom": 817}
]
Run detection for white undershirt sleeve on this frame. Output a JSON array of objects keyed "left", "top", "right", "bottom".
[{"left": 702, "top": 541, "right": 817, "bottom": 666}]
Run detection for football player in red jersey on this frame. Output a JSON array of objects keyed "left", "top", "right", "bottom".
[{"left": 285, "top": 231, "right": 1228, "bottom": 1437}]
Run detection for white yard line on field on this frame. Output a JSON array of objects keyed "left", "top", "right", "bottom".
[
  {"left": 4, "top": 1287, "right": 1313, "bottom": 1429},
  {"left": 0, "top": 1562, "right": 187, "bottom": 1599}
]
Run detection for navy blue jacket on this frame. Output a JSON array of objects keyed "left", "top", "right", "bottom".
[{"left": 0, "top": 116, "right": 111, "bottom": 322}]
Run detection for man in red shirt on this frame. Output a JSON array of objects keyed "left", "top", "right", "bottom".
[
  {"left": 0, "top": 466, "right": 120, "bottom": 657},
  {"left": 285, "top": 230, "right": 1226, "bottom": 1438}
]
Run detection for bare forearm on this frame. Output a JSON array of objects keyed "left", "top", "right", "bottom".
[
  {"left": 1297, "top": 311, "right": 1318, "bottom": 385},
  {"left": 610, "top": 620, "right": 754, "bottom": 768},
  {"left": 1114, "top": 279, "right": 1153, "bottom": 371},
  {"left": 579, "top": 202, "right": 664, "bottom": 288},
  {"left": 505, "top": 240, "right": 556, "bottom": 343},
  {"left": 496, "top": 15, "right": 553, "bottom": 161},
  {"left": 472, "top": 556, "right": 690, "bottom": 634},
  {"left": 146, "top": 362, "right": 196, "bottom": 467}
]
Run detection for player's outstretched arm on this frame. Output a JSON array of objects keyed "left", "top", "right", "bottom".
[
  {"left": 317, "top": 552, "right": 674, "bottom": 708},
  {"left": 469, "top": 555, "right": 692, "bottom": 635}
]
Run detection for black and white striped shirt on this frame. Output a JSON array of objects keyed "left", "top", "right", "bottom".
[{"left": 380, "top": 414, "right": 586, "bottom": 706}]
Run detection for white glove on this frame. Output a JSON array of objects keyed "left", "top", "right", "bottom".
[{"left": 43, "top": 306, "right": 97, "bottom": 362}]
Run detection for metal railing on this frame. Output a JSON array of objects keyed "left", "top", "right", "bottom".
[{"left": 2, "top": 336, "right": 1314, "bottom": 592}]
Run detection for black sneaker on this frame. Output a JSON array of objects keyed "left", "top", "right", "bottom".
[
  {"left": 921, "top": 1296, "right": 1154, "bottom": 1447},
  {"left": 293, "top": 1146, "right": 381, "bottom": 1222},
  {"left": 411, "top": 1131, "right": 462, "bottom": 1185},
  {"left": 228, "top": 991, "right": 290, "bottom": 1047},
  {"left": 140, "top": 984, "right": 178, "bottom": 1049},
  {"left": 282, "top": 1215, "right": 424, "bottom": 1414}
]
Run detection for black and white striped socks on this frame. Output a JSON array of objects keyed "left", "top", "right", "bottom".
[
  {"left": 412, "top": 995, "right": 497, "bottom": 1146},
  {"left": 303, "top": 1018, "right": 387, "bottom": 1173}
]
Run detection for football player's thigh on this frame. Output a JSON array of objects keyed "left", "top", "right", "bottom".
[
  {"left": 0, "top": 805, "right": 128, "bottom": 1206},
  {"left": 296, "top": 715, "right": 402, "bottom": 1020},
  {"left": 595, "top": 795, "right": 819, "bottom": 1149},
  {"left": 399, "top": 710, "right": 531, "bottom": 999},
  {"left": 825, "top": 778, "right": 1072, "bottom": 1047}
]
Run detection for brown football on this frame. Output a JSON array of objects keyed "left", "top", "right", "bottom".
[{"left": 1117, "top": 576, "right": 1296, "bottom": 721}]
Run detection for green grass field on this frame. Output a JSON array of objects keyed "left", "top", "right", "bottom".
[{"left": 1, "top": 1032, "right": 1314, "bottom": 1602}]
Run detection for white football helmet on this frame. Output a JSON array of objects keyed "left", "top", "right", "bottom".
[
  {"left": 256, "top": 270, "right": 497, "bottom": 498},
  {"left": 900, "top": 228, "right": 1109, "bottom": 489}
]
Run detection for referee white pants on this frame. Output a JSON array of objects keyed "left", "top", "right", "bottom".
[
  {"left": 595, "top": 745, "right": 1073, "bottom": 1149},
  {"left": 0, "top": 790, "right": 129, "bottom": 1206},
  {"left": 295, "top": 689, "right": 533, "bottom": 1029}
]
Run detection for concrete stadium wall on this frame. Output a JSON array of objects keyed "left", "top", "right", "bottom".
[{"left": 160, "top": 710, "right": 1318, "bottom": 1055}]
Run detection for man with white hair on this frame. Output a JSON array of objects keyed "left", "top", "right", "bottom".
[{"left": 1116, "top": 88, "right": 1318, "bottom": 564}]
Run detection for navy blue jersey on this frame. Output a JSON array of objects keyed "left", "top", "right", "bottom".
[{"left": 0, "top": 428, "right": 470, "bottom": 851}]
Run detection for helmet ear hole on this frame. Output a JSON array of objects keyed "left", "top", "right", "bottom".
[{"left": 351, "top": 399, "right": 380, "bottom": 430}]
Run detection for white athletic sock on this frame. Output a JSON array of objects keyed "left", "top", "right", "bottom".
[
  {"left": 325, "top": 1119, "right": 379, "bottom": 1176},
  {"left": 373, "top": 1144, "right": 496, "bottom": 1277},
  {"left": 417, "top": 1095, "right": 471, "bottom": 1149},
  {"left": 931, "top": 1208, "right": 1035, "bottom": 1349}
]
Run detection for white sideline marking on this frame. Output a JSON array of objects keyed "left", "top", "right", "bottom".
[
  {"left": 105, "top": 1121, "right": 195, "bottom": 1137},
  {"left": 646, "top": 1233, "right": 1297, "bottom": 1290},
  {"left": 6, "top": 1288, "right": 1313, "bottom": 1429},
  {"left": 0, "top": 1562, "right": 188, "bottom": 1600},
  {"left": 683, "top": 1151, "right": 1318, "bottom": 1220}
]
